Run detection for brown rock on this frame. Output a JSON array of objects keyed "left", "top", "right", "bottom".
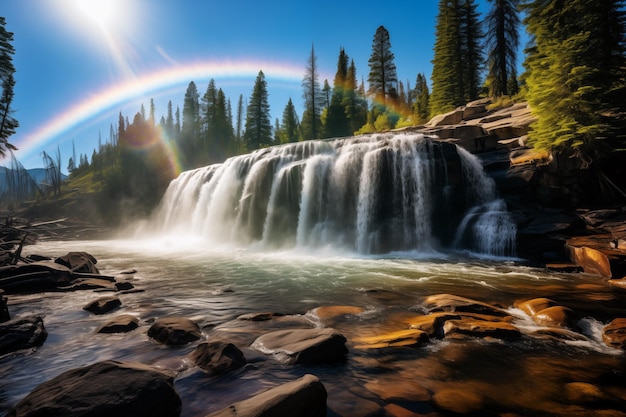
[
  {"left": 567, "top": 244, "right": 614, "bottom": 278},
  {"left": 602, "top": 318, "right": 626, "bottom": 349},
  {"left": 365, "top": 378, "right": 430, "bottom": 402},
  {"left": 0, "top": 315, "right": 47, "bottom": 355},
  {"left": 309, "top": 305, "right": 364, "bottom": 320},
  {"left": 237, "top": 312, "right": 284, "bottom": 321},
  {"left": 115, "top": 281, "right": 135, "bottom": 291},
  {"left": 251, "top": 328, "right": 347, "bottom": 364},
  {"left": 206, "top": 374, "right": 326, "bottom": 417},
  {"left": 432, "top": 388, "right": 484, "bottom": 414},
  {"left": 6, "top": 360, "right": 181, "bottom": 417},
  {"left": 443, "top": 318, "right": 521, "bottom": 340},
  {"left": 422, "top": 294, "right": 509, "bottom": 317},
  {"left": 83, "top": 296, "right": 121, "bottom": 315},
  {"left": 189, "top": 341, "right": 246, "bottom": 375},
  {"left": 532, "top": 306, "right": 577, "bottom": 328},
  {"left": 608, "top": 278, "right": 626, "bottom": 290},
  {"left": 63, "top": 278, "right": 116, "bottom": 291},
  {"left": 406, "top": 312, "right": 461, "bottom": 337},
  {"left": 97, "top": 314, "right": 139, "bottom": 333},
  {"left": 352, "top": 329, "right": 429, "bottom": 349},
  {"left": 148, "top": 317, "right": 201, "bottom": 345},
  {"left": 564, "top": 382, "right": 608, "bottom": 404},
  {"left": 54, "top": 251, "right": 99, "bottom": 274},
  {"left": 514, "top": 298, "right": 557, "bottom": 316}
]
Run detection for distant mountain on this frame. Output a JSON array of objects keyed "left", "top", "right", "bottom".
[{"left": 0, "top": 168, "right": 68, "bottom": 193}]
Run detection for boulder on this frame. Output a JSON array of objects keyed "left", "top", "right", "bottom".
[
  {"left": 97, "top": 314, "right": 139, "bottom": 333},
  {"left": 352, "top": 329, "right": 429, "bottom": 349},
  {"left": 54, "top": 251, "right": 100, "bottom": 274},
  {"left": 422, "top": 294, "right": 509, "bottom": 317},
  {"left": 206, "top": 374, "right": 327, "bottom": 417},
  {"left": 0, "top": 261, "right": 73, "bottom": 292},
  {"left": 442, "top": 318, "right": 521, "bottom": 340},
  {"left": 532, "top": 306, "right": 577, "bottom": 328},
  {"left": 6, "top": 360, "right": 181, "bottom": 417},
  {"left": 251, "top": 328, "right": 348, "bottom": 364},
  {"left": 83, "top": 296, "right": 122, "bottom": 315},
  {"left": 0, "top": 315, "right": 47, "bottom": 355},
  {"left": 602, "top": 318, "right": 626, "bottom": 349},
  {"left": 407, "top": 312, "right": 461, "bottom": 337},
  {"left": 515, "top": 298, "right": 557, "bottom": 316},
  {"left": 308, "top": 305, "right": 364, "bottom": 320},
  {"left": 148, "top": 317, "right": 201, "bottom": 345},
  {"left": 189, "top": 341, "right": 246, "bottom": 375},
  {"left": 426, "top": 109, "right": 464, "bottom": 126},
  {"left": 115, "top": 281, "right": 135, "bottom": 291},
  {"left": 1, "top": 290, "right": 9, "bottom": 322}
]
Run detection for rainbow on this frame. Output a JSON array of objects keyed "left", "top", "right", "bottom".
[{"left": 13, "top": 59, "right": 307, "bottom": 164}]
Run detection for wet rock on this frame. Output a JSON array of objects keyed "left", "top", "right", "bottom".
[
  {"left": 532, "top": 306, "right": 577, "bottom": 328},
  {"left": 148, "top": 317, "right": 201, "bottom": 346},
  {"left": 602, "top": 318, "right": 626, "bottom": 349},
  {"left": 365, "top": 378, "right": 430, "bottom": 402},
  {"left": 566, "top": 236, "right": 626, "bottom": 278},
  {"left": 62, "top": 278, "right": 116, "bottom": 291},
  {"left": 83, "top": 296, "right": 122, "bottom": 315},
  {"left": 97, "top": 314, "right": 139, "bottom": 333},
  {"left": 308, "top": 305, "right": 364, "bottom": 320},
  {"left": 527, "top": 327, "right": 588, "bottom": 342},
  {"left": 515, "top": 298, "right": 557, "bottom": 316},
  {"left": 0, "top": 261, "right": 73, "bottom": 292},
  {"left": 432, "top": 388, "right": 484, "bottom": 414},
  {"left": 422, "top": 294, "right": 509, "bottom": 317},
  {"left": 206, "top": 374, "right": 327, "bottom": 417},
  {"left": 189, "top": 341, "right": 246, "bottom": 375},
  {"left": 352, "top": 329, "right": 429, "bottom": 349},
  {"left": 442, "top": 318, "right": 521, "bottom": 340},
  {"left": 237, "top": 312, "right": 284, "bottom": 321},
  {"left": 115, "top": 281, "right": 135, "bottom": 291},
  {"left": 251, "top": 328, "right": 348, "bottom": 364},
  {"left": 6, "top": 360, "right": 181, "bottom": 417},
  {"left": 608, "top": 278, "right": 626, "bottom": 290},
  {"left": 54, "top": 251, "right": 100, "bottom": 274},
  {"left": 0, "top": 315, "right": 47, "bottom": 355},
  {"left": 0, "top": 290, "right": 9, "bottom": 322},
  {"left": 407, "top": 312, "right": 461, "bottom": 337},
  {"left": 564, "top": 382, "right": 610, "bottom": 405}
]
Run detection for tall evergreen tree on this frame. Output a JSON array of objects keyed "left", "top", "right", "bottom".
[
  {"left": 165, "top": 100, "right": 174, "bottom": 139},
  {"left": 301, "top": 45, "right": 323, "bottom": 140},
  {"left": 0, "top": 17, "right": 18, "bottom": 157},
  {"left": 367, "top": 25, "right": 398, "bottom": 105},
  {"left": 485, "top": 0, "right": 520, "bottom": 97},
  {"left": 280, "top": 98, "right": 301, "bottom": 143},
  {"left": 181, "top": 81, "right": 200, "bottom": 167},
  {"left": 324, "top": 48, "right": 352, "bottom": 138},
  {"left": 344, "top": 60, "right": 368, "bottom": 134},
  {"left": 522, "top": 0, "right": 626, "bottom": 160},
  {"left": 431, "top": 0, "right": 484, "bottom": 115},
  {"left": 244, "top": 71, "right": 272, "bottom": 150},
  {"left": 235, "top": 94, "right": 244, "bottom": 152},
  {"left": 414, "top": 73, "right": 431, "bottom": 124}
]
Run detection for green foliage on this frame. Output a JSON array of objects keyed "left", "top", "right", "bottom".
[
  {"left": 522, "top": 0, "right": 626, "bottom": 158},
  {"left": 485, "top": 0, "right": 521, "bottom": 97},
  {"left": 244, "top": 71, "right": 272, "bottom": 150},
  {"left": 413, "top": 73, "right": 431, "bottom": 124},
  {"left": 431, "top": 0, "right": 484, "bottom": 115},
  {"left": 0, "top": 17, "right": 18, "bottom": 157},
  {"left": 278, "top": 98, "right": 301, "bottom": 144}
]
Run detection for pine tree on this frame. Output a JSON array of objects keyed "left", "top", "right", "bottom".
[
  {"left": 324, "top": 48, "right": 352, "bottom": 138},
  {"left": 280, "top": 98, "right": 301, "bottom": 143},
  {"left": 181, "top": 81, "right": 200, "bottom": 167},
  {"left": 0, "top": 17, "right": 18, "bottom": 156},
  {"left": 431, "top": 0, "right": 484, "bottom": 115},
  {"left": 344, "top": 60, "right": 368, "bottom": 134},
  {"left": 367, "top": 25, "right": 398, "bottom": 105},
  {"left": 522, "top": 0, "right": 626, "bottom": 159},
  {"left": 485, "top": 0, "right": 520, "bottom": 97},
  {"left": 235, "top": 94, "right": 244, "bottom": 151},
  {"left": 414, "top": 73, "right": 431, "bottom": 124},
  {"left": 165, "top": 100, "right": 174, "bottom": 139},
  {"left": 301, "top": 45, "right": 323, "bottom": 140},
  {"left": 244, "top": 70, "right": 272, "bottom": 150}
]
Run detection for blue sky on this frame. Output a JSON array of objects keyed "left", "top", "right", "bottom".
[{"left": 3, "top": 0, "right": 501, "bottom": 170}]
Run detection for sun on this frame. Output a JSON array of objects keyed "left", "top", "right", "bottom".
[{"left": 73, "top": 0, "right": 117, "bottom": 29}]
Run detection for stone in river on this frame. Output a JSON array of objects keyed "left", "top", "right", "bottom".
[
  {"left": 422, "top": 293, "right": 509, "bottom": 317},
  {"left": 0, "top": 315, "right": 47, "bottom": 355},
  {"left": 83, "top": 296, "right": 122, "bottom": 315},
  {"left": 237, "top": 312, "right": 285, "bottom": 321},
  {"left": 442, "top": 318, "right": 521, "bottom": 340},
  {"left": 532, "top": 305, "right": 577, "bottom": 328},
  {"left": 308, "top": 305, "right": 365, "bottom": 320},
  {"left": 97, "top": 314, "right": 139, "bottom": 333},
  {"left": 189, "top": 341, "right": 246, "bottom": 375},
  {"left": 206, "top": 374, "right": 326, "bottom": 417},
  {"left": 514, "top": 297, "right": 557, "bottom": 316},
  {"left": 251, "top": 328, "right": 347, "bottom": 364},
  {"left": 352, "top": 329, "right": 429, "bottom": 349},
  {"left": 602, "top": 318, "right": 626, "bottom": 349},
  {"left": 5, "top": 360, "right": 181, "bottom": 417},
  {"left": 54, "top": 251, "right": 100, "bottom": 274},
  {"left": 148, "top": 317, "right": 201, "bottom": 345}
]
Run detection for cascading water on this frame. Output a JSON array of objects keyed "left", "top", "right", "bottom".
[{"left": 149, "top": 133, "right": 516, "bottom": 256}]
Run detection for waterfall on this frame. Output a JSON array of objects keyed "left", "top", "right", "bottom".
[{"left": 149, "top": 133, "right": 516, "bottom": 256}]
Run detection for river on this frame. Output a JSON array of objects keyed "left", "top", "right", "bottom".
[{"left": 2, "top": 238, "right": 625, "bottom": 416}]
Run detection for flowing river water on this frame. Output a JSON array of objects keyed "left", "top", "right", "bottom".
[{"left": 2, "top": 239, "right": 626, "bottom": 416}]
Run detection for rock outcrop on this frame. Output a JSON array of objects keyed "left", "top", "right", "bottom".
[
  {"left": 0, "top": 315, "right": 47, "bottom": 355},
  {"left": 148, "top": 317, "right": 201, "bottom": 346},
  {"left": 251, "top": 328, "right": 348, "bottom": 364},
  {"left": 6, "top": 360, "right": 181, "bottom": 417},
  {"left": 189, "top": 341, "right": 246, "bottom": 375}
]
